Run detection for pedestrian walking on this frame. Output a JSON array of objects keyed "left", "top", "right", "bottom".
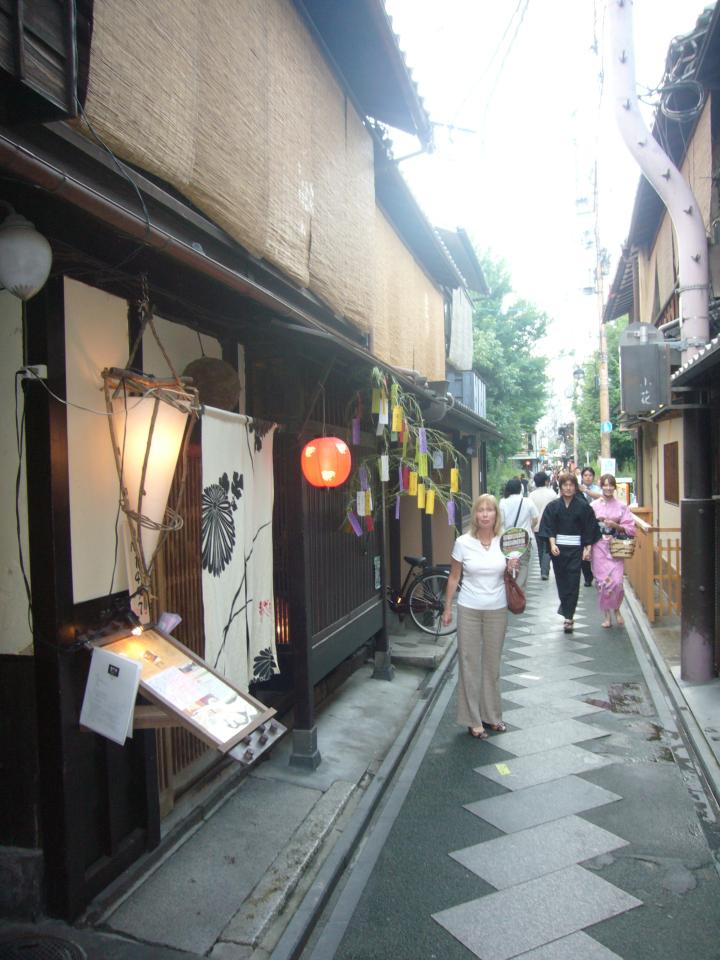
[
  {"left": 539, "top": 471, "right": 601, "bottom": 633},
  {"left": 579, "top": 466, "right": 602, "bottom": 587},
  {"left": 442, "top": 494, "right": 519, "bottom": 739},
  {"left": 498, "top": 477, "right": 539, "bottom": 590},
  {"left": 590, "top": 474, "right": 636, "bottom": 628},
  {"left": 528, "top": 471, "right": 558, "bottom": 580}
]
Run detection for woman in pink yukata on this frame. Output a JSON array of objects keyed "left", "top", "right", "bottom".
[{"left": 590, "top": 474, "right": 636, "bottom": 628}]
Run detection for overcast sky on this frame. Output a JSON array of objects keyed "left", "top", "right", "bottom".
[{"left": 383, "top": 0, "right": 704, "bottom": 387}]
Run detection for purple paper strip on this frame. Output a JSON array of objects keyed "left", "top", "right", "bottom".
[
  {"left": 347, "top": 510, "right": 363, "bottom": 537},
  {"left": 447, "top": 499, "right": 456, "bottom": 526},
  {"left": 352, "top": 417, "right": 360, "bottom": 445},
  {"left": 395, "top": 494, "right": 401, "bottom": 520},
  {"left": 418, "top": 427, "right": 428, "bottom": 454},
  {"left": 398, "top": 464, "right": 404, "bottom": 491},
  {"left": 359, "top": 465, "right": 369, "bottom": 491}
]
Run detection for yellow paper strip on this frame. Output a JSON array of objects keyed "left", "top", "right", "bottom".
[
  {"left": 495, "top": 763, "right": 511, "bottom": 775},
  {"left": 417, "top": 453, "right": 428, "bottom": 478},
  {"left": 425, "top": 489, "right": 435, "bottom": 514},
  {"left": 450, "top": 467, "right": 459, "bottom": 493},
  {"left": 409, "top": 471, "right": 418, "bottom": 496},
  {"left": 417, "top": 483, "right": 426, "bottom": 509},
  {"left": 365, "top": 489, "right": 372, "bottom": 514},
  {"left": 391, "top": 404, "right": 403, "bottom": 433},
  {"left": 371, "top": 388, "right": 381, "bottom": 414}
]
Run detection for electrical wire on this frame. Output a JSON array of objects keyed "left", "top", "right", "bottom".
[
  {"left": 19, "top": 366, "right": 110, "bottom": 415},
  {"left": 72, "top": 96, "right": 153, "bottom": 273},
  {"left": 451, "top": 0, "right": 529, "bottom": 125},
  {"left": 476, "top": 0, "right": 530, "bottom": 137},
  {"left": 14, "top": 371, "right": 33, "bottom": 635}
]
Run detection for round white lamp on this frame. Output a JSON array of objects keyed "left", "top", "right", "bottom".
[{"left": 0, "top": 209, "right": 52, "bottom": 301}]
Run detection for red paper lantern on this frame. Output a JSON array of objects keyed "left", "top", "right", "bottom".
[{"left": 301, "top": 436, "right": 352, "bottom": 488}]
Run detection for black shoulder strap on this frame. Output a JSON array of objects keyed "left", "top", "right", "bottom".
[{"left": 513, "top": 497, "right": 523, "bottom": 527}]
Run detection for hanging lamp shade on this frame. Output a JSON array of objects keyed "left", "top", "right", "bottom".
[
  {"left": 301, "top": 436, "right": 352, "bottom": 488},
  {"left": 103, "top": 368, "right": 200, "bottom": 597},
  {"left": 0, "top": 211, "right": 52, "bottom": 300}
]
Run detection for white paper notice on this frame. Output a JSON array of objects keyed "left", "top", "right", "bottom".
[
  {"left": 80, "top": 647, "right": 141, "bottom": 746},
  {"left": 378, "top": 396, "right": 389, "bottom": 425}
]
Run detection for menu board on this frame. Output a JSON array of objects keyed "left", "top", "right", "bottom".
[{"left": 100, "top": 628, "right": 275, "bottom": 753}]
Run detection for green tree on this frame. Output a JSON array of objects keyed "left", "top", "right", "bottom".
[
  {"left": 574, "top": 317, "right": 635, "bottom": 472},
  {"left": 473, "top": 254, "right": 550, "bottom": 495}
]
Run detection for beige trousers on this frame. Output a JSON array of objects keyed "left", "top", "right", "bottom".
[{"left": 456, "top": 605, "right": 508, "bottom": 728}]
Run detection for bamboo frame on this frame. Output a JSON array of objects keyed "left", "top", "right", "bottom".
[{"left": 102, "top": 366, "right": 200, "bottom": 598}]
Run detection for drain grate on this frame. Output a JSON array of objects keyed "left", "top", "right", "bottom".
[{"left": 0, "top": 934, "right": 87, "bottom": 960}]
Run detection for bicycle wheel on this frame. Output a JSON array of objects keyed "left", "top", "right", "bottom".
[{"left": 408, "top": 571, "right": 456, "bottom": 636}]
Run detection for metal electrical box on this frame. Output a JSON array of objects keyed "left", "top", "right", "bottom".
[{"left": 619, "top": 322, "right": 671, "bottom": 416}]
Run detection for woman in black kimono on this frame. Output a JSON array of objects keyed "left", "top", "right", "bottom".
[{"left": 539, "top": 472, "right": 600, "bottom": 632}]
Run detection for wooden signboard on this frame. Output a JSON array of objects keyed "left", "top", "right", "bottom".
[{"left": 94, "top": 627, "right": 276, "bottom": 755}]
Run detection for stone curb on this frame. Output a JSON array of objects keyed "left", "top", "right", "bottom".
[
  {"left": 624, "top": 586, "right": 720, "bottom": 808},
  {"left": 218, "top": 780, "right": 356, "bottom": 950},
  {"left": 268, "top": 635, "right": 458, "bottom": 960}
]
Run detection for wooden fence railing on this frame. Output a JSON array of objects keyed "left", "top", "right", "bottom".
[{"left": 624, "top": 510, "right": 681, "bottom": 623}]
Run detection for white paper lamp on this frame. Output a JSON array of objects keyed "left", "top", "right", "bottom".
[
  {"left": 0, "top": 212, "right": 52, "bottom": 301},
  {"left": 103, "top": 368, "right": 200, "bottom": 605}
]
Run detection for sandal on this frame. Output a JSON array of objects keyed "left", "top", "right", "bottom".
[
  {"left": 615, "top": 614, "right": 625, "bottom": 626},
  {"left": 489, "top": 721, "right": 507, "bottom": 733},
  {"left": 468, "top": 726, "right": 488, "bottom": 740},
  {"left": 563, "top": 620, "right": 574, "bottom": 633},
  {"left": 601, "top": 619, "right": 612, "bottom": 629}
]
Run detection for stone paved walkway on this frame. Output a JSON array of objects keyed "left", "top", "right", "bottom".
[{"left": 322, "top": 563, "right": 720, "bottom": 960}]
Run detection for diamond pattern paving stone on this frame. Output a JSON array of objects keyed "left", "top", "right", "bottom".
[
  {"left": 449, "top": 815, "right": 628, "bottom": 889},
  {"left": 503, "top": 665, "right": 596, "bottom": 685},
  {"left": 475, "top": 743, "right": 615, "bottom": 790},
  {"left": 505, "top": 653, "right": 592, "bottom": 667},
  {"left": 500, "top": 701, "right": 605, "bottom": 729},
  {"left": 432, "top": 865, "right": 641, "bottom": 960},
  {"left": 485, "top": 718, "right": 610, "bottom": 756},
  {"left": 505, "top": 641, "right": 590, "bottom": 655},
  {"left": 514, "top": 931, "right": 625, "bottom": 959},
  {"left": 503, "top": 680, "right": 600, "bottom": 706},
  {"left": 465, "top": 774, "right": 621, "bottom": 833}
]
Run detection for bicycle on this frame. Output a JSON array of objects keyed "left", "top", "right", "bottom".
[{"left": 386, "top": 555, "right": 457, "bottom": 636}]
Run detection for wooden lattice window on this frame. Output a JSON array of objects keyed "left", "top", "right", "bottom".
[{"left": 664, "top": 441, "right": 679, "bottom": 505}]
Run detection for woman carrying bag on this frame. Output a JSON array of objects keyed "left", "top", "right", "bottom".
[
  {"left": 442, "top": 495, "right": 519, "bottom": 740},
  {"left": 590, "top": 474, "right": 636, "bottom": 628}
]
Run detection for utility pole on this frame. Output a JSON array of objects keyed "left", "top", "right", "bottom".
[{"left": 591, "top": 160, "right": 611, "bottom": 460}]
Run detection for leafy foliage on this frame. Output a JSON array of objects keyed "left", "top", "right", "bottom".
[
  {"left": 472, "top": 254, "right": 550, "bottom": 495},
  {"left": 574, "top": 317, "right": 635, "bottom": 472}
]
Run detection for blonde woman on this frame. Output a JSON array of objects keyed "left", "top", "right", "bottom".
[{"left": 443, "top": 495, "right": 519, "bottom": 740}]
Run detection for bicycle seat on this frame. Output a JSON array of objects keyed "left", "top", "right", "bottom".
[{"left": 404, "top": 555, "right": 427, "bottom": 568}]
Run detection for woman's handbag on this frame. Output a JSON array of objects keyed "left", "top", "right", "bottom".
[
  {"left": 504, "top": 569, "right": 526, "bottom": 614},
  {"left": 610, "top": 537, "right": 636, "bottom": 559}
]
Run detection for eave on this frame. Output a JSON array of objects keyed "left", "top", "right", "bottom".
[
  {"left": 293, "top": 0, "right": 433, "bottom": 147},
  {"left": 374, "top": 139, "right": 465, "bottom": 289}
]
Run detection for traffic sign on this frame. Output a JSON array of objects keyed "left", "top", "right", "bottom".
[{"left": 600, "top": 421, "right": 613, "bottom": 433}]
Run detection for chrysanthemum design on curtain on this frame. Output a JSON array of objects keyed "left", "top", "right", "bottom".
[{"left": 201, "top": 408, "right": 278, "bottom": 690}]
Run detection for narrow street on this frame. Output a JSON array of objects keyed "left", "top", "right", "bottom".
[{"left": 301, "top": 564, "right": 720, "bottom": 960}]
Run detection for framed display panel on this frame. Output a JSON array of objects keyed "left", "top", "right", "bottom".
[{"left": 95, "top": 627, "right": 276, "bottom": 754}]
